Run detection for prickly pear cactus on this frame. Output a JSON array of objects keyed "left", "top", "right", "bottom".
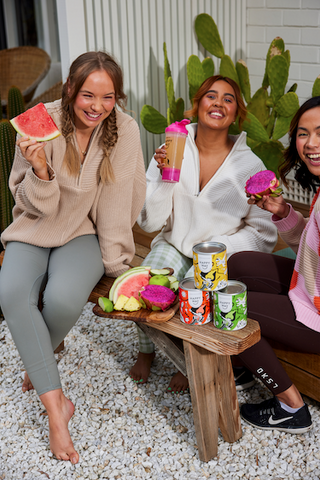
[
  {"left": 0, "top": 120, "right": 15, "bottom": 232},
  {"left": 140, "top": 13, "right": 319, "bottom": 176},
  {"left": 7, "top": 86, "right": 25, "bottom": 120},
  {"left": 194, "top": 14, "right": 224, "bottom": 58},
  {"left": 219, "top": 55, "right": 239, "bottom": 85},
  {"left": 236, "top": 60, "right": 251, "bottom": 104},
  {"left": 312, "top": 76, "right": 320, "bottom": 97}
]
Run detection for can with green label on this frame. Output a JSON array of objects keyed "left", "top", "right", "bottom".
[{"left": 213, "top": 280, "right": 247, "bottom": 330}]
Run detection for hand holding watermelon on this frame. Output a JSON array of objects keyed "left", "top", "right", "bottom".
[{"left": 16, "top": 136, "right": 49, "bottom": 180}]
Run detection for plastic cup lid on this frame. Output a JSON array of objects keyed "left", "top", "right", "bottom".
[{"left": 165, "top": 119, "right": 191, "bottom": 135}]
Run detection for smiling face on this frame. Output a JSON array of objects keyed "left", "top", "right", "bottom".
[
  {"left": 72, "top": 69, "right": 116, "bottom": 131},
  {"left": 197, "top": 80, "right": 238, "bottom": 132},
  {"left": 296, "top": 106, "right": 320, "bottom": 179}
]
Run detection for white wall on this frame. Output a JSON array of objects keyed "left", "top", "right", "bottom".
[{"left": 246, "top": 0, "right": 320, "bottom": 105}]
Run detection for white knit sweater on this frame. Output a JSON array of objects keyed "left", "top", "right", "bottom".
[{"left": 138, "top": 124, "right": 277, "bottom": 259}]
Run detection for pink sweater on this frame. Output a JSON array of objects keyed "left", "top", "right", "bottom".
[{"left": 273, "top": 189, "right": 320, "bottom": 332}]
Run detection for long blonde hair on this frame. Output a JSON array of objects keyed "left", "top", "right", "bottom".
[{"left": 60, "top": 51, "right": 127, "bottom": 183}]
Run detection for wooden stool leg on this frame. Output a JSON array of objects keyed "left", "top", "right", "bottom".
[
  {"left": 217, "top": 355, "right": 242, "bottom": 443},
  {"left": 184, "top": 340, "right": 220, "bottom": 461}
]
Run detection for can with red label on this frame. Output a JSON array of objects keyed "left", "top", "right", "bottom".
[{"left": 179, "top": 277, "right": 212, "bottom": 325}]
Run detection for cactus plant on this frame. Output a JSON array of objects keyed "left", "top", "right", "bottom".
[
  {"left": 140, "top": 13, "right": 319, "bottom": 176},
  {"left": 0, "top": 86, "right": 25, "bottom": 236},
  {"left": 7, "top": 86, "right": 25, "bottom": 121},
  {"left": 0, "top": 119, "right": 15, "bottom": 232}
]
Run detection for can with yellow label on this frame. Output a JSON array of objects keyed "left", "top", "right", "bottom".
[{"left": 193, "top": 242, "right": 228, "bottom": 291}]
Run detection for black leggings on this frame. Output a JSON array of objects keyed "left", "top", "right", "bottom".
[{"left": 228, "top": 251, "right": 320, "bottom": 395}]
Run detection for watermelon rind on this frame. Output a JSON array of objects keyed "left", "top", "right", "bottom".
[
  {"left": 109, "top": 266, "right": 150, "bottom": 302},
  {"left": 113, "top": 270, "right": 151, "bottom": 303},
  {"left": 10, "top": 103, "right": 60, "bottom": 142}
]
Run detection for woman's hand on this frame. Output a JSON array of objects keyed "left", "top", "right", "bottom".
[
  {"left": 17, "top": 136, "right": 49, "bottom": 180},
  {"left": 247, "top": 193, "right": 290, "bottom": 219},
  {"left": 154, "top": 147, "right": 166, "bottom": 173}
]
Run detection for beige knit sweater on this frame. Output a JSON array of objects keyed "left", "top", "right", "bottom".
[{"left": 1, "top": 100, "right": 146, "bottom": 277}]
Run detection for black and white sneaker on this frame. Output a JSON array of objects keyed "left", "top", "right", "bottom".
[
  {"left": 240, "top": 396, "right": 312, "bottom": 433},
  {"left": 233, "top": 367, "right": 255, "bottom": 391}
]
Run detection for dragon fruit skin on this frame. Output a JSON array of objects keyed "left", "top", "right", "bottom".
[
  {"left": 139, "top": 285, "right": 176, "bottom": 311},
  {"left": 245, "top": 170, "right": 283, "bottom": 199}
]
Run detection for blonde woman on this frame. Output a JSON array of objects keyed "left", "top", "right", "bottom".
[{"left": 0, "top": 51, "right": 146, "bottom": 463}]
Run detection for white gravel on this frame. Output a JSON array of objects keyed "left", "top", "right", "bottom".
[{"left": 0, "top": 302, "right": 320, "bottom": 480}]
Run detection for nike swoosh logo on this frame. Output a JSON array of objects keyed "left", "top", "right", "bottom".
[{"left": 268, "top": 415, "right": 293, "bottom": 425}]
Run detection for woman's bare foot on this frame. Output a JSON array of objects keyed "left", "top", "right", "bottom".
[
  {"left": 40, "top": 389, "right": 79, "bottom": 464},
  {"left": 129, "top": 351, "right": 155, "bottom": 383},
  {"left": 167, "top": 371, "right": 189, "bottom": 393},
  {"left": 22, "top": 372, "right": 34, "bottom": 392}
]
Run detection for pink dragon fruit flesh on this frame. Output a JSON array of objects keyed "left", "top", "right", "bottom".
[
  {"left": 245, "top": 170, "right": 283, "bottom": 199},
  {"left": 139, "top": 284, "right": 176, "bottom": 311}
]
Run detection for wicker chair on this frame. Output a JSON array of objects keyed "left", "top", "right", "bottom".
[
  {"left": 26, "top": 80, "right": 63, "bottom": 108},
  {"left": 0, "top": 46, "right": 51, "bottom": 108}
]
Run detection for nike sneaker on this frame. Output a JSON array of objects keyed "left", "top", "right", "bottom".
[
  {"left": 240, "top": 396, "right": 312, "bottom": 433},
  {"left": 233, "top": 366, "right": 255, "bottom": 391}
]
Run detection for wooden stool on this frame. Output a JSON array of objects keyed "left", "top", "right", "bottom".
[{"left": 136, "top": 314, "right": 260, "bottom": 461}]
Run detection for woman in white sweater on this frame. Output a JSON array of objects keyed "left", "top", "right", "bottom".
[{"left": 129, "top": 75, "right": 278, "bottom": 392}]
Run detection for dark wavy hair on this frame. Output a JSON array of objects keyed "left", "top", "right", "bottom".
[
  {"left": 279, "top": 96, "right": 320, "bottom": 192},
  {"left": 184, "top": 75, "right": 247, "bottom": 130}
]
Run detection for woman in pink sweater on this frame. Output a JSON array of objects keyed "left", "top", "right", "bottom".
[
  {"left": 0, "top": 52, "right": 146, "bottom": 462},
  {"left": 228, "top": 96, "right": 320, "bottom": 433}
]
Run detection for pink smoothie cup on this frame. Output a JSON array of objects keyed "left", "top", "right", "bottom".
[{"left": 162, "top": 119, "right": 190, "bottom": 183}]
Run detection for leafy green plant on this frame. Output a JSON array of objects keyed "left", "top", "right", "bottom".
[{"left": 140, "top": 13, "right": 319, "bottom": 175}]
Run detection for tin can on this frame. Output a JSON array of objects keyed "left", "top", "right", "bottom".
[
  {"left": 179, "top": 277, "right": 212, "bottom": 325},
  {"left": 213, "top": 280, "right": 247, "bottom": 330},
  {"left": 193, "top": 242, "right": 228, "bottom": 291}
]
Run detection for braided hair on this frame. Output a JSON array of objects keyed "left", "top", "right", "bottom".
[{"left": 60, "top": 51, "right": 127, "bottom": 183}]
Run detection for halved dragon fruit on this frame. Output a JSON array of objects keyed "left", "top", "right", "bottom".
[
  {"left": 245, "top": 170, "right": 283, "bottom": 199},
  {"left": 139, "top": 284, "right": 176, "bottom": 311}
]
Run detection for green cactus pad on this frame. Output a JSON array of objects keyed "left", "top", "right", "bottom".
[
  {"left": 0, "top": 120, "right": 15, "bottom": 231},
  {"left": 243, "top": 112, "right": 270, "bottom": 143},
  {"left": 268, "top": 55, "right": 289, "bottom": 104},
  {"left": 219, "top": 55, "right": 239, "bottom": 85},
  {"left": 312, "top": 76, "right": 320, "bottom": 97},
  {"left": 187, "top": 55, "right": 205, "bottom": 102},
  {"left": 252, "top": 140, "right": 284, "bottom": 177},
  {"left": 287, "top": 83, "right": 298, "bottom": 93},
  {"left": 272, "top": 114, "right": 295, "bottom": 141},
  {"left": 175, "top": 98, "right": 185, "bottom": 122},
  {"left": 202, "top": 57, "right": 214, "bottom": 80},
  {"left": 262, "top": 37, "right": 285, "bottom": 88},
  {"left": 8, "top": 86, "right": 25, "bottom": 121},
  {"left": 140, "top": 105, "right": 167, "bottom": 134},
  {"left": 247, "top": 87, "right": 270, "bottom": 128},
  {"left": 163, "top": 43, "right": 172, "bottom": 90},
  {"left": 275, "top": 92, "right": 299, "bottom": 118},
  {"left": 194, "top": 14, "right": 224, "bottom": 58},
  {"left": 236, "top": 60, "right": 251, "bottom": 103},
  {"left": 283, "top": 50, "right": 291, "bottom": 67}
]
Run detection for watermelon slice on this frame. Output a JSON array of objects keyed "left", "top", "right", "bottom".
[
  {"left": 10, "top": 103, "right": 60, "bottom": 141},
  {"left": 113, "top": 271, "right": 151, "bottom": 303},
  {"left": 109, "top": 266, "right": 150, "bottom": 302}
]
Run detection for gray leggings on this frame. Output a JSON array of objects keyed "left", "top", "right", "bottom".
[{"left": 0, "top": 236, "right": 104, "bottom": 395}]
